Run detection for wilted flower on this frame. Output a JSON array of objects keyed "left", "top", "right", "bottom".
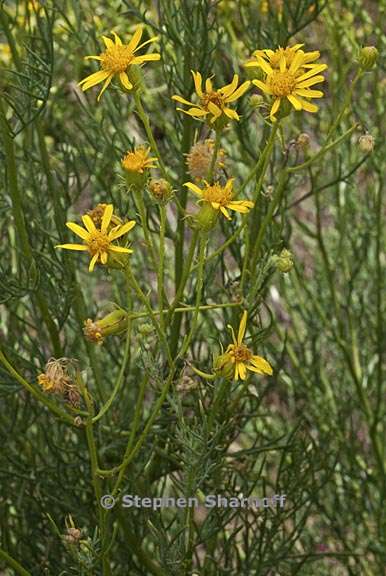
[{"left": 83, "top": 309, "right": 128, "bottom": 345}]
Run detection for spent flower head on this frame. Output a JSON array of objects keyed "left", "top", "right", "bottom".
[
  {"left": 79, "top": 26, "right": 160, "bottom": 100},
  {"left": 246, "top": 45, "right": 327, "bottom": 122},
  {"left": 56, "top": 204, "right": 136, "bottom": 272},
  {"left": 186, "top": 139, "right": 226, "bottom": 180},
  {"left": 215, "top": 311, "right": 273, "bottom": 381},
  {"left": 172, "top": 71, "right": 250, "bottom": 125}
]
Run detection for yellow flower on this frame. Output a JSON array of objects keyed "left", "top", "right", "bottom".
[
  {"left": 184, "top": 179, "right": 253, "bottom": 220},
  {"left": 246, "top": 46, "right": 327, "bottom": 121},
  {"left": 56, "top": 204, "right": 136, "bottom": 272},
  {"left": 121, "top": 146, "right": 157, "bottom": 173},
  {"left": 79, "top": 26, "right": 160, "bottom": 100},
  {"left": 172, "top": 71, "right": 250, "bottom": 124},
  {"left": 225, "top": 311, "right": 273, "bottom": 381}
]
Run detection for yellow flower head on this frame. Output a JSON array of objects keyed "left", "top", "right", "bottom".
[
  {"left": 79, "top": 26, "right": 160, "bottom": 100},
  {"left": 172, "top": 71, "right": 250, "bottom": 124},
  {"left": 121, "top": 146, "right": 157, "bottom": 174},
  {"left": 225, "top": 311, "right": 273, "bottom": 381},
  {"left": 246, "top": 45, "right": 327, "bottom": 121},
  {"left": 56, "top": 204, "right": 136, "bottom": 272},
  {"left": 184, "top": 179, "right": 253, "bottom": 221}
]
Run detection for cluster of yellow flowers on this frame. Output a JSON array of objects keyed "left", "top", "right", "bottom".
[{"left": 54, "top": 25, "right": 329, "bottom": 383}]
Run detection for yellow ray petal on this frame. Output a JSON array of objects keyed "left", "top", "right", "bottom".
[
  {"left": 296, "top": 75, "right": 325, "bottom": 89},
  {"left": 205, "top": 77, "right": 213, "bottom": 92},
  {"left": 238, "top": 362, "right": 247, "bottom": 380},
  {"left": 294, "top": 88, "right": 324, "bottom": 98},
  {"left": 238, "top": 310, "right": 247, "bottom": 345},
  {"left": 127, "top": 26, "right": 143, "bottom": 53},
  {"left": 56, "top": 243, "right": 88, "bottom": 251},
  {"left": 66, "top": 222, "right": 90, "bottom": 240},
  {"left": 219, "top": 74, "right": 239, "bottom": 98},
  {"left": 191, "top": 71, "right": 203, "bottom": 97},
  {"left": 101, "top": 204, "right": 113, "bottom": 233},
  {"left": 184, "top": 182, "right": 203, "bottom": 196},
  {"left": 172, "top": 94, "right": 196, "bottom": 106},
  {"left": 102, "top": 35, "right": 114, "bottom": 49},
  {"left": 224, "top": 107, "right": 239, "bottom": 120},
  {"left": 220, "top": 206, "right": 231, "bottom": 220},
  {"left": 82, "top": 214, "right": 96, "bottom": 233},
  {"left": 225, "top": 80, "right": 250, "bottom": 103},
  {"left": 89, "top": 253, "right": 99, "bottom": 272},
  {"left": 296, "top": 64, "right": 327, "bottom": 82},
  {"left": 101, "top": 251, "right": 108, "bottom": 264},
  {"left": 250, "top": 355, "right": 273, "bottom": 375},
  {"left": 295, "top": 97, "right": 319, "bottom": 113},
  {"left": 270, "top": 97, "right": 281, "bottom": 121},
  {"left": 109, "top": 245, "right": 133, "bottom": 253},
  {"left": 109, "top": 220, "right": 136, "bottom": 240},
  {"left": 119, "top": 71, "right": 133, "bottom": 90},
  {"left": 111, "top": 31, "right": 122, "bottom": 45},
  {"left": 252, "top": 79, "right": 272, "bottom": 95},
  {"left": 287, "top": 94, "right": 302, "bottom": 110},
  {"left": 257, "top": 56, "right": 274, "bottom": 76},
  {"left": 131, "top": 53, "right": 161, "bottom": 64},
  {"left": 79, "top": 70, "right": 110, "bottom": 89},
  {"left": 135, "top": 36, "right": 159, "bottom": 52},
  {"left": 97, "top": 74, "right": 113, "bottom": 101}
]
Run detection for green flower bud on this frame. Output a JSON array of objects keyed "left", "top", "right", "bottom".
[
  {"left": 273, "top": 249, "right": 294, "bottom": 273},
  {"left": 359, "top": 46, "right": 378, "bottom": 70},
  {"left": 249, "top": 94, "right": 264, "bottom": 109},
  {"left": 213, "top": 352, "right": 234, "bottom": 380},
  {"left": 195, "top": 203, "right": 218, "bottom": 231}
]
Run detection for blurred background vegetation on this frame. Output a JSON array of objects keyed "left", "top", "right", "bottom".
[{"left": 0, "top": 0, "right": 384, "bottom": 574}]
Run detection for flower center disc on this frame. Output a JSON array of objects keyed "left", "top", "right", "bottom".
[
  {"left": 87, "top": 231, "right": 111, "bottom": 254},
  {"left": 203, "top": 184, "right": 233, "bottom": 205},
  {"left": 101, "top": 45, "right": 133, "bottom": 73},
  {"left": 269, "top": 71, "right": 296, "bottom": 96},
  {"left": 201, "top": 91, "right": 224, "bottom": 110},
  {"left": 233, "top": 344, "right": 252, "bottom": 362}
]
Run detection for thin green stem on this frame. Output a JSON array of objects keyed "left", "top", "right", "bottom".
[
  {"left": 158, "top": 205, "right": 166, "bottom": 332},
  {"left": 0, "top": 549, "right": 31, "bottom": 576}
]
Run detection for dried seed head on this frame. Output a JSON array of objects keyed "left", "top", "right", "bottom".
[
  {"left": 296, "top": 133, "right": 311, "bottom": 150},
  {"left": 37, "top": 358, "right": 75, "bottom": 395},
  {"left": 358, "top": 133, "right": 374, "bottom": 153},
  {"left": 186, "top": 139, "right": 225, "bottom": 180}
]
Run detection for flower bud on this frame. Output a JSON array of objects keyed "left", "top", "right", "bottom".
[
  {"left": 148, "top": 178, "right": 173, "bottom": 203},
  {"left": 358, "top": 133, "right": 374, "bottom": 153},
  {"left": 359, "top": 46, "right": 378, "bottom": 70},
  {"left": 83, "top": 309, "right": 128, "bottom": 345},
  {"left": 195, "top": 203, "right": 218, "bottom": 231},
  {"left": 213, "top": 352, "right": 234, "bottom": 380},
  {"left": 249, "top": 94, "right": 264, "bottom": 109},
  {"left": 273, "top": 249, "right": 294, "bottom": 273},
  {"left": 137, "top": 322, "right": 154, "bottom": 336}
]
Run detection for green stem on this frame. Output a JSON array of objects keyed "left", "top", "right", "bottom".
[
  {"left": 125, "top": 265, "right": 172, "bottom": 366},
  {"left": 207, "top": 130, "right": 221, "bottom": 182},
  {"left": 158, "top": 205, "right": 166, "bottom": 332},
  {"left": 0, "top": 549, "right": 32, "bottom": 576},
  {"left": 134, "top": 90, "right": 169, "bottom": 182},
  {"left": 77, "top": 373, "right": 111, "bottom": 576},
  {"left": 177, "top": 232, "right": 208, "bottom": 359}
]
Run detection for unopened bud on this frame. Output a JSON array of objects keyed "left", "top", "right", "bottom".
[
  {"left": 273, "top": 249, "right": 294, "bottom": 273},
  {"left": 213, "top": 352, "right": 234, "bottom": 380},
  {"left": 195, "top": 203, "right": 218, "bottom": 231},
  {"left": 148, "top": 178, "right": 173, "bottom": 203},
  {"left": 358, "top": 133, "right": 374, "bottom": 152},
  {"left": 359, "top": 46, "right": 378, "bottom": 70},
  {"left": 249, "top": 94, "right": 264, "bottom": 109}
]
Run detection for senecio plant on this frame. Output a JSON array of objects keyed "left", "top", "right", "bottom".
[{"left": 0, "top": 1, "right": 384, "bottom": 575}]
